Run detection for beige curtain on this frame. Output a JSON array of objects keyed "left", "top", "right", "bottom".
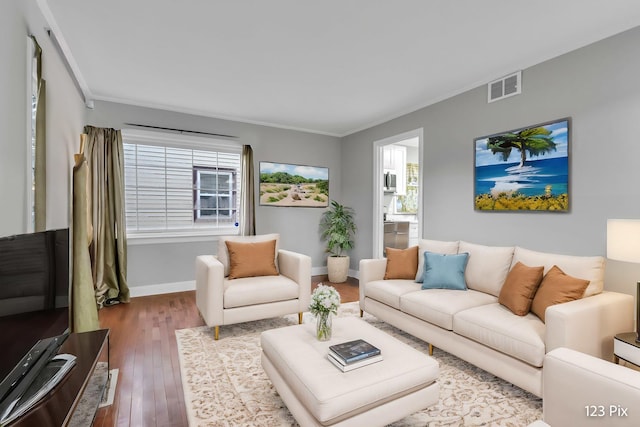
[
  {"left": 84, "top": 126, "right": 130, "bottom": 307},
  {"left": 31, "top": 36, "right": 46, "bottom": 231},
  {"left": 70, "top": 140, "right": 100, "bottom": 332},
  {"left": 240, "top": 145, "right": 255, "bottom": 236}
]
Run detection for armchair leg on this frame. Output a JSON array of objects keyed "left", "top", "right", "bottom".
[
  {"left": 428, "top": 343, "right": 433, "bottom": 356},
  {"left": 214, "top": 326, "right": 219, "bottom": 341},
  {"left": 298, "top": 312, "right": 303, "bottom": 324},
  {"left": 360, "top": 309, "right": 363, "bottom": 317}
]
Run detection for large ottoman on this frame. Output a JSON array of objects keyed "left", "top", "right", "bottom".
[{"left": 260, "top": 316, "right": 439, "bottom": 427}]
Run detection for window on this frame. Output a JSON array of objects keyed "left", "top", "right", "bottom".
[
  {"left": 193, "top": 167, "right": 236, "bottom": 221},
  {"left": 122, "top": 130, "right": 241, "bottom": 240}
]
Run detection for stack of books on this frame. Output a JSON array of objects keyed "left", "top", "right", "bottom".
[{"left": 327, "top": 339, "right": 383, "bottom": 372}]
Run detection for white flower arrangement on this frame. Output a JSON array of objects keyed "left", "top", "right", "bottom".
[{"left": 309, "top": 284, "right": 341, "bottom": 317}]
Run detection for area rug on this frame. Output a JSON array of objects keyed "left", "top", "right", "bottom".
[
  {"left": 176, "top": 303, "right": 542, "bottom": 426},
  {"left": 68, "top": 362, "right": 111, "bottom": 427}
]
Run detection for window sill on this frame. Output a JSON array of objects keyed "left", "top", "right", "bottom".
[{"left": 127, "top": 229, "right": 239, "bottom": 245}]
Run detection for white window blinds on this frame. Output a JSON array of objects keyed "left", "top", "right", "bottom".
[{"left": 122, "top": 130, "right": 241, "bottom": 236}]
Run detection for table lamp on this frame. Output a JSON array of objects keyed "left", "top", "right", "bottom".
[{"left": 607, "top": 219, "right": 640, "bottom": 342}]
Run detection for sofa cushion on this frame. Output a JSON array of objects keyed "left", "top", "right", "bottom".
[
  {"left": 453, "top": 303, "right": 546, "bottom": 367},
  {"left": 511, "top": 246, "right": 604, "bottom": 297},
  {"left": 530, "top": 265, "right": 590, "bottom": 322},
  {"left": 365, "top": 279, "right": 422, "bottom": 310},
  {"left": 400, "top": 289, "right": 497, "bottom": 330},
  {"left": 225, "top": 239, "right": 279, "bottom": 279},
  {"left": 421, "top": 252, "right": 469, "bottom": 290},
  {"left": 415, "top": 239, "right": 459, "bottom": 282},
  {"left": 223, "top": 274, "right": 299, "bottom": 308},
  {"left": 498, "top": 262, "right": 544, "bottom": 316},
  {"left": 459, "top": 241, "right": 515, "bottom": 297},
  {"left": 218, "top": 233, "right": 280, "bottom": 277},
  {"left": 384, "top": 246, "right": 419, "bottom": 279}
]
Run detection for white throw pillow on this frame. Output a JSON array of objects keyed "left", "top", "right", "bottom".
[{"left": 459, "top": 241, "right": 515, "bottom": 297}]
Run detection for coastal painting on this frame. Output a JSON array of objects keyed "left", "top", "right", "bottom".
[
  {"left": 474, "top": 118, "right": 570, "bottom": 211},
  {"left": 259, "top": 162, "right": 329, "bottom": 207}
]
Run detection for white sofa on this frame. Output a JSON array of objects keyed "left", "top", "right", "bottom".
[
  {"left": 359, "top": 239, "right": 635, "bottom": 397},
  {"left": 539, "top": 347, "right": 640, "bottom": 426}
]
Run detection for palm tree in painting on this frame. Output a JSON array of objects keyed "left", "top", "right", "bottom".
[{"left": 486, "top": 126, "right": 557, "bottom": 168}]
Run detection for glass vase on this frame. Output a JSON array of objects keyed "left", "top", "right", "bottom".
[{"left": 316, "top": 311, "right": 332, "bottom": 341}]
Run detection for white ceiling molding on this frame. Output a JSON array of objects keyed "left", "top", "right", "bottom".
[{"left": 36, "top": 0, "right": 94, "bottom": 109}]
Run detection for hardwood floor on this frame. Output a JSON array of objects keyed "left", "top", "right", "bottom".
[{"left": 92, "top": 276, "right": 358, "bottom": 427}]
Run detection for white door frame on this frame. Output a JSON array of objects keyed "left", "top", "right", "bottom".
[{"left": 372, "top": 128, "right": 424, "bottom": 259}]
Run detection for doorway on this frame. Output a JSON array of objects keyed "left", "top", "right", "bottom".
[{"left": 372, "top": 129, "right": 423, "bottom": 258}]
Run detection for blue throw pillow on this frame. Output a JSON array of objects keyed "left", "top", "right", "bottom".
[{"left": 421, "top": 251, "right": 469, "bottom": 290}]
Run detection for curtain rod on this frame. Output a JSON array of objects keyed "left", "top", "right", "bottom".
[{"left": 124, "top": 123, "right": 238, "bottom": 139}]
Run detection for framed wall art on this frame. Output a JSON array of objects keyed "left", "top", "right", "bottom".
[
  {"left": 259, "top": 162, "right": 329, "bottom": 207},
  {"left": 474, "top": 118, "right": 570, "bottom": 212}
]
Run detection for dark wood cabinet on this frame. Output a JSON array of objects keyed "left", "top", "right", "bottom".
[{"left": 7, "top": 329, "right": 109, "bottom": 427}]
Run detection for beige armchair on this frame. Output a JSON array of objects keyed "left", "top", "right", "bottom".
[
  {"left": 538, "top": 347, "right": 640, "bottom": 426},
  {"left": 196, "top": 233, "right": 311, "bottom": 340}
]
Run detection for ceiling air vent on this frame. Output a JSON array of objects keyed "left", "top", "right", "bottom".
[{"left": 488, "top": 71, "right": 521, "bottom": 103}]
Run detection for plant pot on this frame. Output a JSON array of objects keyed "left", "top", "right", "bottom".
[{"left": 327, "top": 255, "right": 349, "bottom": 283}]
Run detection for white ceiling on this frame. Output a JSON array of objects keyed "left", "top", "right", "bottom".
[{"left": 39, "top": 0, "right": 640, "bottom": 137}]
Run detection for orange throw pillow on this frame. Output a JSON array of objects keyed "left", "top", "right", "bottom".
[
  {"left": 225, "top": 239, "right": 278, "bottom": 279},
  {"left": 498, "top": 262, "right": 544, "bottom": 316},
  {"left": 530, "top": 265, "right": 590, "bottom": 322},
  {"left": 384, "top": 246, "right": 419, "bottom": 280}
]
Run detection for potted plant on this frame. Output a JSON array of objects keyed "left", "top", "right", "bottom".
[{"left": 320, "top": 200, "right": 356, "bottom": 283}]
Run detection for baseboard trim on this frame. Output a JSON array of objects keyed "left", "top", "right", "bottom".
[
  {"left": 312, "top": 267, "right": 359, "bottom": 279},
  {"left": 128, "top": 268, "right": 360, "bottom": 298},
  {"left": 129, "top": 280, "right": 195, "bottom": 298},
  {"left": 312, "top": 266, "right": 327, "bottom": 276}
]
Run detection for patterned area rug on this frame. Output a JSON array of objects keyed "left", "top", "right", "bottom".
[{"left": 176, "top": 303, "right": 542, "bottom": 426}]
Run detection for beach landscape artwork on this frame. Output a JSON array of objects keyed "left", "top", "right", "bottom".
[
  {"left": 474, "top": 118, "right": 570, "bottom": 211},
  {"left": 259, "top": 162, "right": 329, "bottom": 207}
]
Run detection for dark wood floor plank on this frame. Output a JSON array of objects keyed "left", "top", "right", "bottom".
[{"left": 93, "top": 276, "right": 357, "bottom": 426}]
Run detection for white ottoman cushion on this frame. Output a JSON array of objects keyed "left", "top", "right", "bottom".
[{"left": 261, "top": 317, "right": 439, "bottom": 425}]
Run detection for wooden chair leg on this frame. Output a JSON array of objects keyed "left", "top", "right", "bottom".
[
  {"left": 214, "top": 326, "right": 219, "bottom": 340},
  {"left": 298, "top": 312, "right": 303, "bottom": 324},
  {"left": 428, "top": 343, "right": 433, "bottom": 356}
]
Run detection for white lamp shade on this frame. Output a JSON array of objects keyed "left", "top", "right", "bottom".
[{"left": 607, "top": 219, "right": 640, "bottom": 263}]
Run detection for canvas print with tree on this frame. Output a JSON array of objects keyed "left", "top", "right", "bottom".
[{"left": 474, "top": 118, "right": 569, "bottom": 211}]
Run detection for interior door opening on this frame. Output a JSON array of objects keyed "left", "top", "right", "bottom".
[{"left": 373, "top": 129, "right": 423, "bottom": 259}]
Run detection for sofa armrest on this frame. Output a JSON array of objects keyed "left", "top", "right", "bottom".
[
  {"left": 358, "top": 258, "right": 388, "bottom": 307},
  {"left": 545, "top": 291, "right": 634, "bottom": 360},
  {"left": 277, "top": 249, "right": 312, "bottom": 310},
  {"left": 195, "top": 255, "right": 225, "bottom": 327},
  {"left": 543, "top": 347, "right": 640, "bottom": 427}
]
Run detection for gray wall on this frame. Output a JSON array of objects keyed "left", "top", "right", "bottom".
[
  {"left": 341, "top": 26, "right": 640, "bottom": 295},
  {"left": 0, "top": 0, "right": 86, "bottom": 237},
  {"left": 86, "top": 101, "right": 341, "bottom": 287},
  {"left": 4, "top": 1, "right": 640, "bottom": 295}
]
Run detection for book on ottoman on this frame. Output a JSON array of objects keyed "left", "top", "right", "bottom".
[
  {"left": 327, "top": 352, "right": 383, "bottom": 372},
  {"left": 329, "top": 339, "right": 381, "bottom": 364}
]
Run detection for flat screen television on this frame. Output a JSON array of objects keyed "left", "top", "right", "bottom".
[{"left": 0, "top": 228, "right": 70, "bottom": 382}]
